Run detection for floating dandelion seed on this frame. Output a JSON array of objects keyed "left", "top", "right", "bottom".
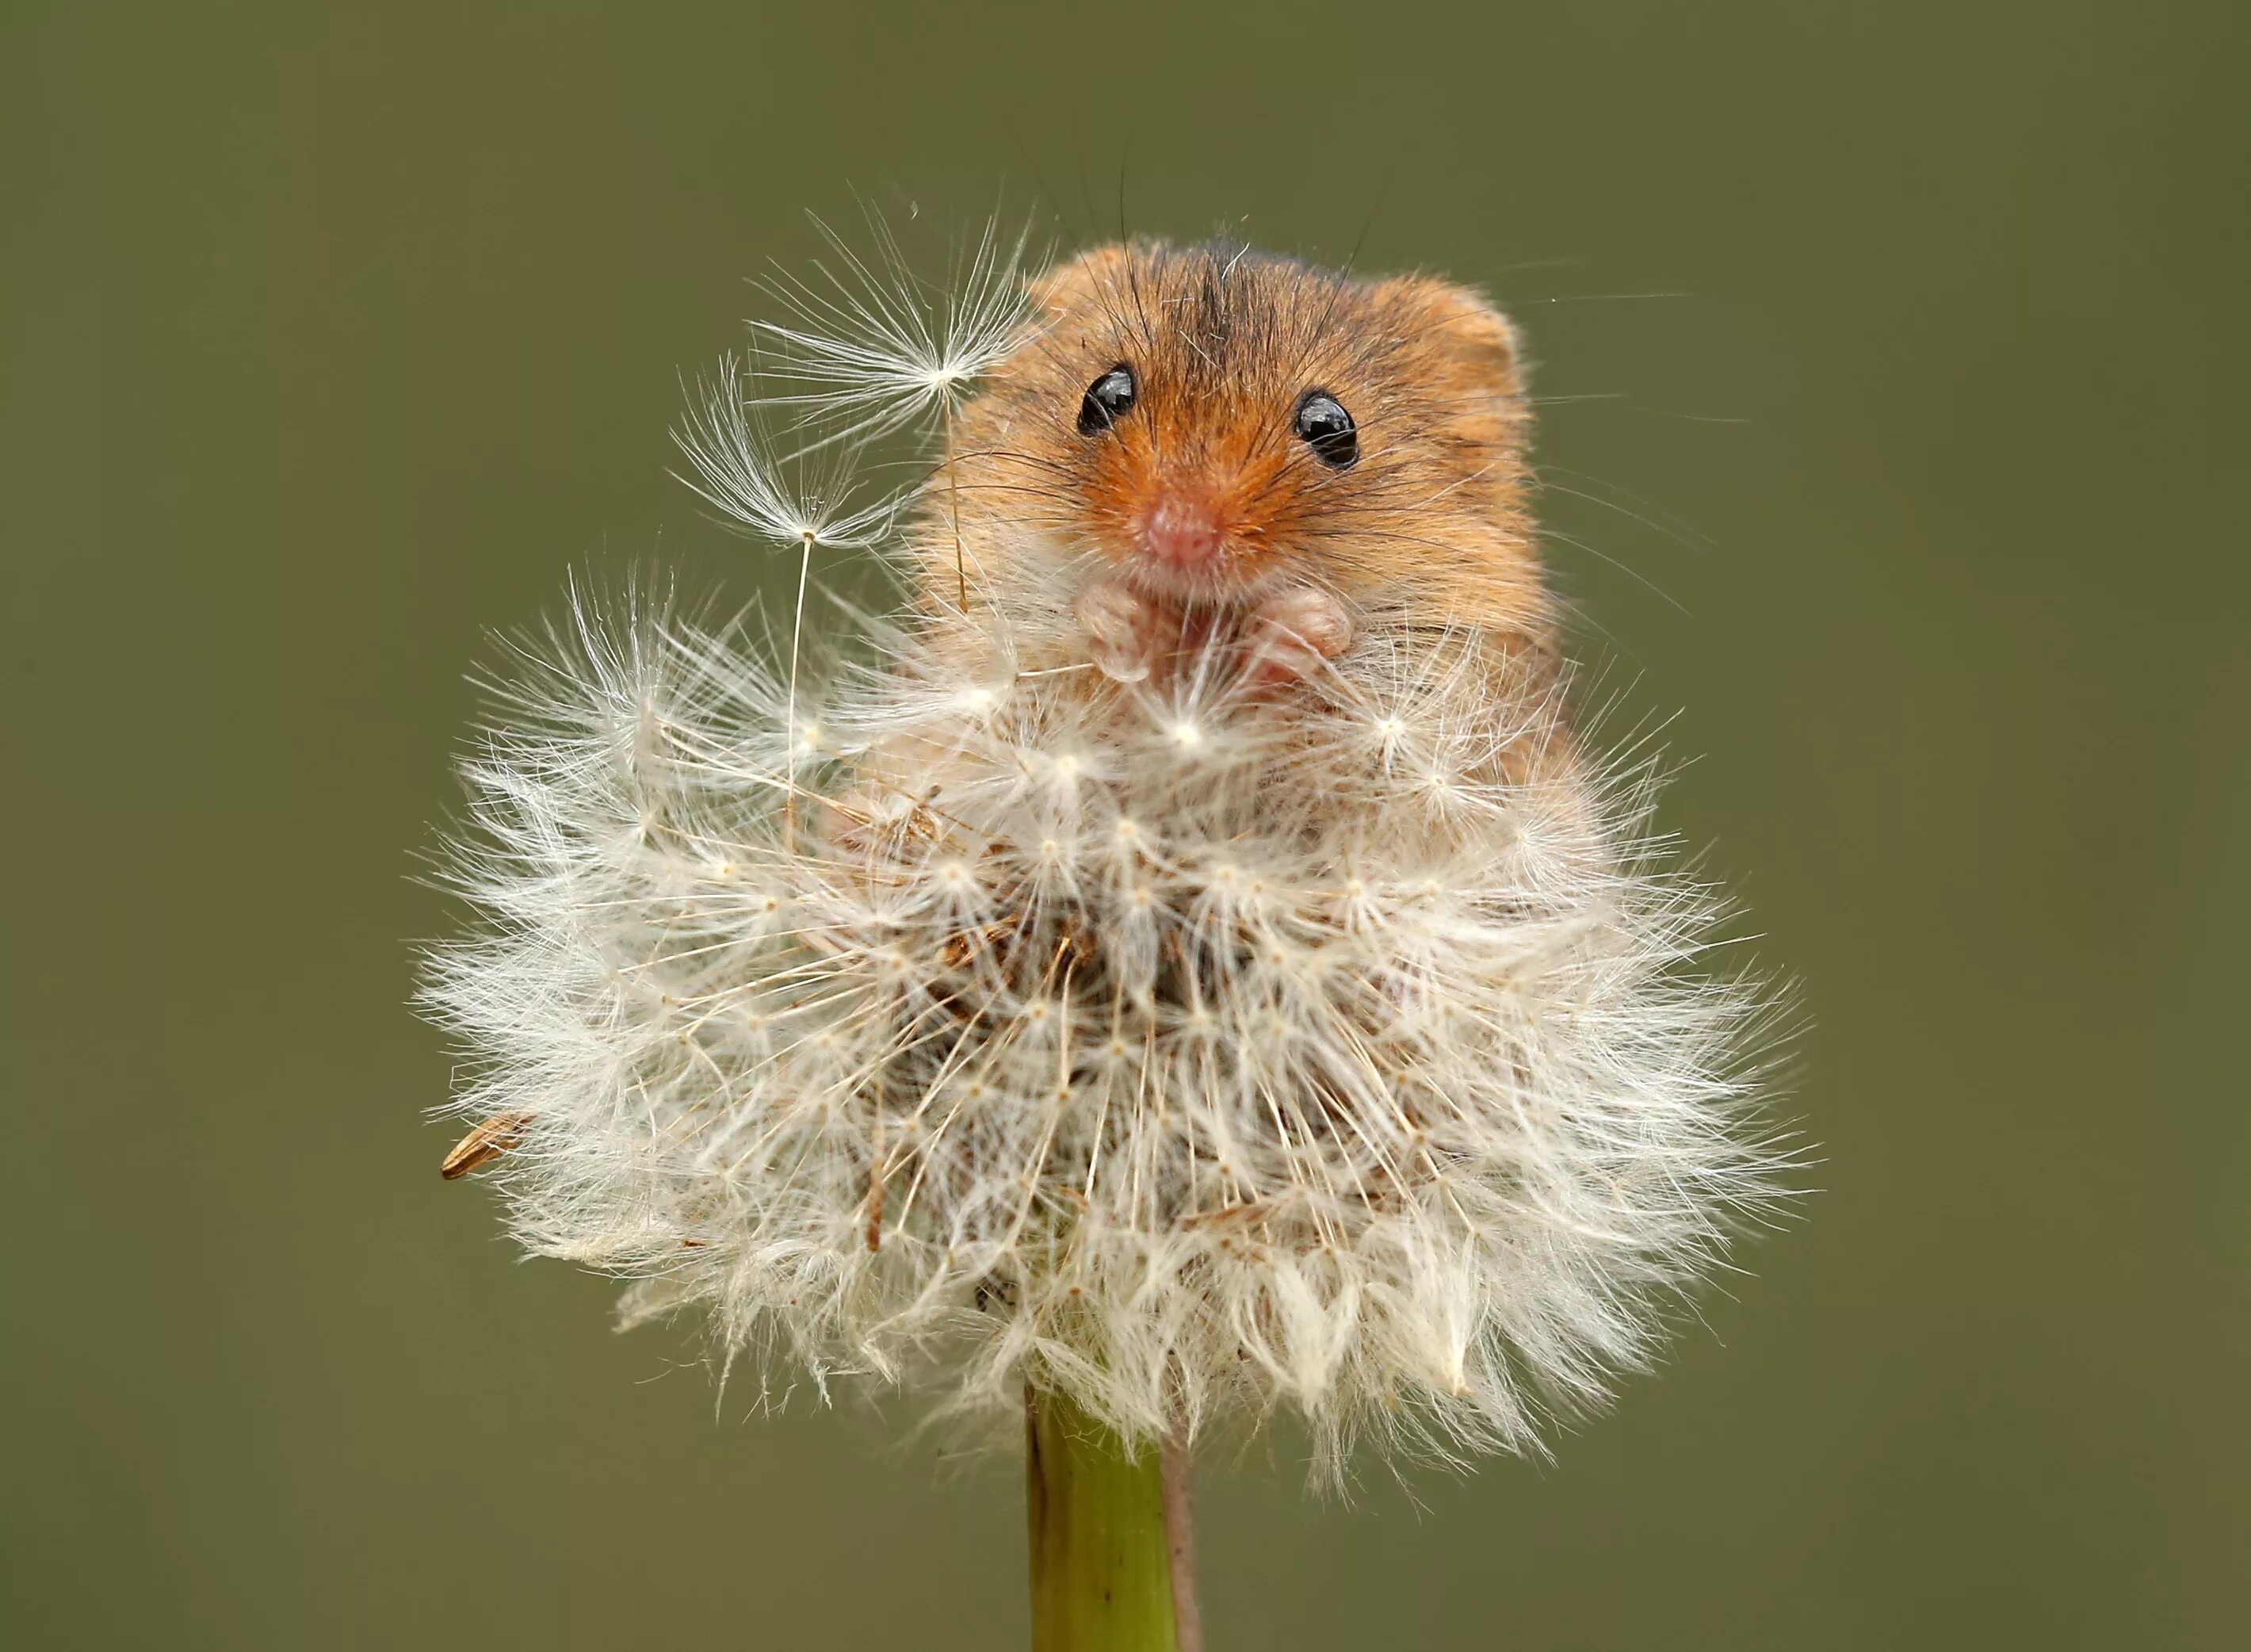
[
  {"left": 752, "top": 208, "right": 1044, "bottom": 445},
  {"left": 428, "top": 228, "right": 1793, "bottom": 1650},
  {"left": 670, "top": 353, "right": 896, "bottom": 551},
  {"left": 671, "top": 356, "right": 897, "bottom": 829}
]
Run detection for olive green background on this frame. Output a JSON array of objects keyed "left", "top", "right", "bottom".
[{"left": 6, "top": 3, "right": 2245, "bottom": 1647}]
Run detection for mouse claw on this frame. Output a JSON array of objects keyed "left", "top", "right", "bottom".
[
  {"left": 1077, "top": 579, "right": 1163, "bottom": 684},
  {"left": 1244, "top": 587, "right": 1353, "bottom": 685}
]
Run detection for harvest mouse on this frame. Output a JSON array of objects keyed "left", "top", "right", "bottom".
[{"left": 904, "top": 239, "right": 1576, "bottom": 800}]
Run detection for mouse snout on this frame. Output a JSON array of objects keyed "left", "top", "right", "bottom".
[{"left": 1133, "top": 487, "right": 1227, "bottom": 570}]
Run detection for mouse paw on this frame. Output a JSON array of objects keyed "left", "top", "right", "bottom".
[
  {"left": 1244, "top": 586, "right": 1353, "bottom": 685},
  {"left": 1077, "top": 579, "right": 1169, "bottom": 684}
]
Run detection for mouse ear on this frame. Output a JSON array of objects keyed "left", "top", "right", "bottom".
[{"left": 1369, "top": 276, "right": 1528, "bottom": 398}]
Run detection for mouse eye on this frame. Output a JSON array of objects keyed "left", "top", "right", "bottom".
[
  {"left": 1077, "top": 364, "right": 1137, "bottom": 434},
  {"left": 1294, "top": 390, "right": 1358, "bottom": 468}
]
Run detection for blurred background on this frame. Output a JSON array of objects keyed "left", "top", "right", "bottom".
[{"left": 6, "top": 2, "right": 2245, "bottom": 1646}]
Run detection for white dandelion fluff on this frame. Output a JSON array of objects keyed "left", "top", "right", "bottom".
[
  {"left": 750, "top": 208, "right": 1044, "bottom": 446},
  {"left": 426, "top": 596, "right": 1783, "bottom": 1466},
  {"left": 425, "top": 233, "right": 1789, "bottom": 1481},
  {"left": 670, "top": 354, "right": 898, "bottom": 551}
]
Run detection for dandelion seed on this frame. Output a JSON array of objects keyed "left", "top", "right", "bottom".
[
  {"left": 733, "top": 208, "right": 1043, "bottom": 613},
  {"left": 670, "top": 356, "right": 899, "bottom": 843},
  {"left": 751, "top": 208, "right": 1042, "bottom": 446},
  {"left": 670, "top": 354, "right": 896, "bottom": 552}
]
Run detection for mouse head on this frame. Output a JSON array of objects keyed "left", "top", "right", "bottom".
[{"left": 936, "top": 240, "right": 1546, "bottom": 636}]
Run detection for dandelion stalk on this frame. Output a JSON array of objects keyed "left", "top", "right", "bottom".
[{"left": 1026, "top": 1389, "right": 1195, "bottom": 1652}]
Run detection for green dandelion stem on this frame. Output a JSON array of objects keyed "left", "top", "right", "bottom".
[{"left": 1026, "top": 1387, "right": 1198, "bottom": 1651}]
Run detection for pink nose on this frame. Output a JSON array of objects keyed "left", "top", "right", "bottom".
[{"left": 1137, "top": 491, "right": 1225, "bottom": 568}]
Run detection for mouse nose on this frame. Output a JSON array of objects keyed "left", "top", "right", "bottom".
[{"left": 1135, "top": 488, "right": 1226, "bottom": 569}]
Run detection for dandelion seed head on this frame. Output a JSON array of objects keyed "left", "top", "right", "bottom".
[
  {"left": 426, "top": 586, "right": 1789, "bottom": 1478},
  {"left": 425, "top": 231, "right": 1792, "bottom": 1482}
]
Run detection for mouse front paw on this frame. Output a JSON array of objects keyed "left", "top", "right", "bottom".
[
  {"left": 1076, "top": 578, "right": 1170, "bottom": 684},
  {"left": 1244, "top": 586, "right": 1353, "bottom": 685}
]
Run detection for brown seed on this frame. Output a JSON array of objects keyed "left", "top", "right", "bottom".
[
  {"left": 865, "top": 1169, "right": 887, "bottom": 1252},
  {"left": 439, "top": 1110, "right": 535, "bottom": 1180}
]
